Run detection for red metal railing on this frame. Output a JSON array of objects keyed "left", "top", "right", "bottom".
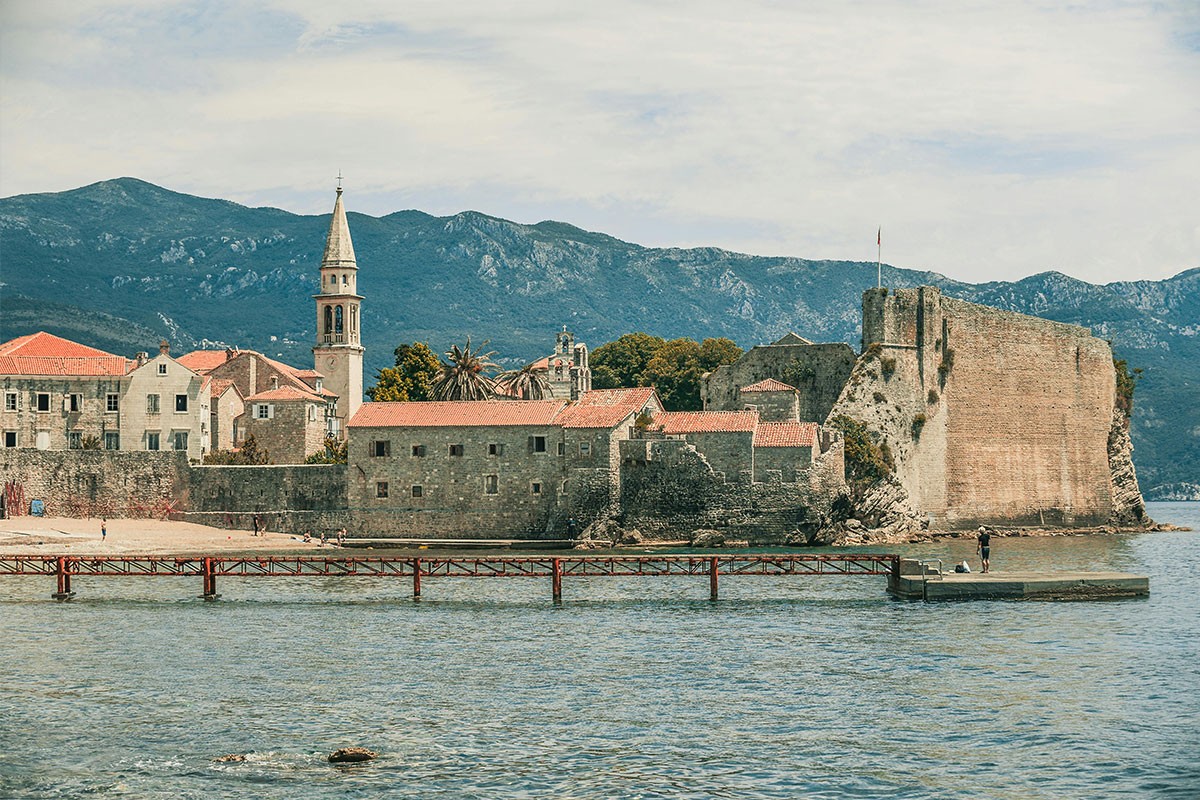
[{"left": 0, "top": 553, "right": 901, "bottom": 602}]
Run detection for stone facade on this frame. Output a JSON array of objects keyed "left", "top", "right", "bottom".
[
  {"left": 0, "top": 448, "right": 189, "bottom": 518},
  {"left": 702, "top": 335, "right": 855, "bottom": 422},
  {"left": 828, "top": 286, "right": 1131, "bottom": 530},
  {"left": 178, "top": 463, "right": 349, "bottom": 534}
]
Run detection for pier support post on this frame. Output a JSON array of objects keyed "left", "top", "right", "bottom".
[
  {"left": 412, "top": 558, "right": 421, "bottom": 600},
  {"left": 552, "top": 558, "right": 563, "bottom": 604},
  {"left": 52, "top": 556, "right": 74, "bottom": 600},
  {"left": 709, "top": 556, "right": 719, "bottom": 601},
  {"left": 201, "top": 556, "right": 219, "bottom": 600}
]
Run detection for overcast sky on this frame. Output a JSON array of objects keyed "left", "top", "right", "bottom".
[{"left": 1, "top": 0, "right": 1197, "bottom": 285}]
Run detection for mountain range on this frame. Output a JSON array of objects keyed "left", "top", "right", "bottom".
[{"left": 1, "top": 178, "right": 1195, "bottom": 498}]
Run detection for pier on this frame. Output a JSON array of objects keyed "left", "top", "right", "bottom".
[{"left": 886, "top": 559, "right": 1149, "bottom": 600}]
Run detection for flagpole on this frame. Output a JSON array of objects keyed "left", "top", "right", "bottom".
[{"left": 876, "top": 226, "right": 882, "bottom": 288}]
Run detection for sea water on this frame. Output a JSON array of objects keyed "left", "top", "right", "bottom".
[{"left": 0, "top": 502, "right": 1197, "bottom": 798}]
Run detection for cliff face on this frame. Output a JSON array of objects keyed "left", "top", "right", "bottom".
[{"left": 827, "top": 287, "right": 1144, "bottom": 533}]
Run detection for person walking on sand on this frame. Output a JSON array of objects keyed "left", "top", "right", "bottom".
[
  {"left": 336, "top": 528, "right": 345, "bottom": 547},
  {"left": 252, "top": 514, "right": 261, "bottom": 537},
  {"left": 101, "top": 518, "right": 107, "bottom": 542},
  {"left": 976, "top": 526, "right": 991, "bottom": 573}
]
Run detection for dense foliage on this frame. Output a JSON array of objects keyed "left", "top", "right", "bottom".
[
  {"left": 590, "top": 334, "right": 742, "bottom": 411},
  {"left": 367, "top": 342, "right": 441, "bottom": 402},
  {"left": 828, "top": 415, "right": 894, "bottom": 501},
  {"left": 433, "top": 337, "right": 499, "bottom": 401},
  {"left": 305, "top": 436, "right": 348, "bottom": 464},
  {"left": 1113, "top": 357, "right": 1141, "bottom": 416},
  {"left": 497, "top": 363, "right": 552, "bottom": 400},
  {"left": 205, "top": 433, "right": 270, "bottom": 465}
]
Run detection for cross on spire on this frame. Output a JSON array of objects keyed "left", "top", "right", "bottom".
[{"left": 336, "top": 171, "right": 343, "bottom": 192}]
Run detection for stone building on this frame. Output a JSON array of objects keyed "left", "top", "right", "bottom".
[
  {"left": 0, "top": 332, "right": 208, "bottom": 460},
  {"left": 522, "top": 327, "right": 592, "bottom": 400},
  {"left": 702, "top": 333, "right": 855, "bottom": 422}
]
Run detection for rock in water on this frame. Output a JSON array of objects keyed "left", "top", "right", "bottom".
[
  {"left": 213, "top": 754, "right": 246, "bottom": 763},
  {"left": 689, "top": 529, "right": 725, "bottom": 548},
  {"left": 328, "top": 747, "right": 377, "bottom": 763}
]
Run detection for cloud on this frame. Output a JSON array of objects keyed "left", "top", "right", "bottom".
[{"left": 1, "top": 0, "right": 1197, "bottom": 284}]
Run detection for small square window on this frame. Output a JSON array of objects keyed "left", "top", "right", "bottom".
[
  {"left": 484, "top": 475, "right": 499, "bottom": 494},
  {"left": 376, "top": 481, "right": 389, "bottom": 499},
  {"left": 449, "top": 444, "right": 464, "bottom": 457},
  {"left": 68, "top": 431, "right": 82, "bottom": 449},
  {"left": 36, "top": 393, "right": 50, "bottom": 412},
  {"left": 411, "top": 485, "right": 423, "bottom": 498},
  {"left": 104, "top": 431, "right": 120, "bottom": 450},
  {"left": 158, "top": 363, "right": 168, "bottom": 375},
  {"left": 579, "top": 442, "right": 591, "bottom": 456},
  {"left": 146, "top": 432, "right": 160, "bottom": 451},
  {"left": 371, "top": 440, "right": 391, "bottom": 457},
  {"left": 3, "top": 393, "right": 16, "bottom": 412},
  {"left": 147, "top": 394, "right": 160, "bottom": 414},
  {"left": 3, "top": 431, "right": 16, "bottom": 448},
  {"left": 106, "top": 394, "right": 119, "bottom": 413},
  {"left": 175, "top": 394, "right": 188, "bottom": 412},
  {"left": 529, "top": 436, "right": 547, "bottom": 453},
  {"left": 531, "top": 482, "right": 542, "bottom": 495},
  {"left": 561, "top": 480, "right": 569, "bottom": 495},
  {"left": 256, "top": 404, "right": 272, "bottom": 419},
  {"left": 488, "top": 443, "right": 502, "bottom": 456},
  {"left": 69, "top": 394, "right": 81, "bottom": 412},
  {"left": 411, "top": 444, "right": 426, "bottom": 457},
  {"left": 557, "top": 441, "right": 566, "bottom": 456}
]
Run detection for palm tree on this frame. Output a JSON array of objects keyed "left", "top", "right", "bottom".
[
  {"left": 497, "top": 363, "right": 552, "bottom": 400},
  {"left": 433, "top": 337, "right": 499, "bottom": 400}
]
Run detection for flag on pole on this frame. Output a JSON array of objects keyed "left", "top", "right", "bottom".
[{"left": 877, "top": 227, "right": 881, "bottom": 246}]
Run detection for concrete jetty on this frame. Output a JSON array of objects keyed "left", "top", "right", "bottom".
[{"left": 888, "top": 559, "right": 1149, "bottom": 600}]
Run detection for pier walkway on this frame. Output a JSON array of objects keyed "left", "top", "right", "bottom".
[{"left": 0, "top": 553, "right": 898, "bottom": 601}]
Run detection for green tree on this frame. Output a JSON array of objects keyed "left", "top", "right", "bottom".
[
  {"left": 497, "top": 363, "right": 552, "bottom": 400},
  {"left": 367, "top": 342, "right": 441, "bottom": 402},
  {"left": 205, "top": 432, "right": 271, "bottom": 465},
  {"left": 433, "top": 337, "right": 499, "bottom": 401},
  {"left": 697, "top": 337, "right": 742, "bottom": 372},
  {"left": 590, "top": 333, "right": 665, "bottom": 387},
  {"left": 641, "top": 338, "right": 704, "bottom": 411},
  {"left": 305, "top": 436, "right": 348, "bottom": 464},
  {"left": 1113, "top": 357, "right": 1142, "bottom": 416},
  {"left": 827, "top": 415, "right": 893, "bottom": 501}
]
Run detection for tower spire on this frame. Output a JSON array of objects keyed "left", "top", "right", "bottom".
[{"left": 322, "top": 181, "right": 356, "bottom": 268}]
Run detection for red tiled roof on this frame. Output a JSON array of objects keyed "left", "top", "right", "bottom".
[
  {"left": 0, "top": 332, "right": 132, "bottom": 376},
  {"left": 177, "top": 350, "right": 231, "bottom": 373},
  {"left": 245, "top": 385, "right": 326, "bottom": 403},
  {"left": 349, "top": 400, "right": 568, "bottom": 428},
  {"left": 654, "top": 410, "right": 758, "bottom": 434},
  {"left": 741, "top": 378, "right": 796, "bottom": 393},
  {"left": 557, "top": 387, "right": 658, "bottom": 429},
  {"left": 754, "top": 421, "right": 818, "bottom": 448},
  {"left": 209, "top": 378, "right": 240, "bottom": 399}
]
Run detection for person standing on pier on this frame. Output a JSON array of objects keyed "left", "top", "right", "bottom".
[{"left": 977, "top": 526, "right": 991, "bottom": 573}]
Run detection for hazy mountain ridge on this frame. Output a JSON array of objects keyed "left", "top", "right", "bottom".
[{"left": 1, "top": 178, "right": 1195, "bottom": 497}]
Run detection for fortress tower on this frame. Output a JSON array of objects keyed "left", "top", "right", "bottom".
[{"left": 312, "top": 184, "right": 364, "bottom": 436}]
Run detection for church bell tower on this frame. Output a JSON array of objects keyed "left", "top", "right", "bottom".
[{"left": 313, "top": 182, "right": 364, "bottom": 435}]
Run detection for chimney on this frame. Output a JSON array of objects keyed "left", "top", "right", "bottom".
[
  {"left": 136, "top": 352, "right": 148, "bottom": 367},
  {"left": 159, "top": 339, "right": 170, "bottom": 356},
  {"left": 224, "top": 347, "right": 236, "bottom": 362}
]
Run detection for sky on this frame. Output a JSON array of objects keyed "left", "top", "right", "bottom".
[{"left": 1, "top": 0, "right": 1197, "bottom": 285}]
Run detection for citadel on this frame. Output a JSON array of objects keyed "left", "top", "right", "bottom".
[{"left": 0, "top": 188, "right": 1148, "bottom": 542}]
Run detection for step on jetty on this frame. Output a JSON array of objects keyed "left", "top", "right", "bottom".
[
  {"left": 0, "top": 554, "right": 1149, "bottom": 602},
  {"left": 887, "top": 558, "right": 1149, "bottom": 600}
]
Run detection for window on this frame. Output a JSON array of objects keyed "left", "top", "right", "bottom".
[
  {"left": 68, "top": 394, "right": 81, "bottom": 412},
  {"left": 308, "top": 405, "right": 317, "bottom": 421},
  {"left": 36, "top": 393, "right": 50, "bottom": 412},
  {"left": 335, "top": 305, "right": 344, "bottom": 334},
  {"left": 68, "top": 431, "right": 82, "bottom": 450},
  {"left": 488, "top": 443, "right": 502, "bottom": 456},
  {"left": 579, "top": 442, "right": 592, "bottom": 457},
  {"left": 342, "top": 274, "right": 348, "bottom": 285},
  {"left": 158, "top": 363, "right": 168, "bottom": 375},
  {"left": 411, "top": 485, "right": 423, "bottom": 498},
  {"left": 173, "top": 431, "right": 188, "bottom": 451},
  {"left": 371, "top": 440, "right": 391, "bottom": 457},
  {"left": 147, "top": 394, "right": 160, "bottom": 414},
  {"left": 561, "top": 480, "right": 569, "bottom": 495},
  {"left": 3, "top": 392, "right": 16, "bottom": 411},
  {"left": 175, "top": 394, "right": 188, "bottom": 412},
  {"left": 104, "top": 432, "right": 120, "bottom": 450},
  {"left": 557, "top": 441, "right": 566, "bottom": 456},
  {"left": 324, "top": 305, "right": 333, "bottom": 334},
  {"left": 146, "top": 432, "right": 160, "bottom": 451},
  {"left": 106, "top": 393, "right": 119, "bottom": 413},
  {"left": 376, "top": 481, "right": 389, "bottom": 499},
  {"left": 529, "top": 436, "right": 547, "bottom": 453},
  {"left": 4, "top": 431, "right": 17, "bottom": 448},
  {"left": 256, "top": 404, "right": 273, "bottom": 419},
  {"left": 484, "top": 475, "right": 499, "bottom": 495},
  {"left": 449, "top": 444, "right": 464, "bottom": 457},
  {"left": 411, "top": 445, "right": 426, "bottom": 457},
  {"left": 531, "top": 482, "right": 542, "bottom": 495}
]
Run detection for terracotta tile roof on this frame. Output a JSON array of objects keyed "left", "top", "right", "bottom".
[
  {"left": 349, "top": 400, "right": 568, "bottom": 428},
  {"left": 177, "top": 350, "right": 231, "bottom": 373},
  {"left": 654, "top": 410, "right": 759, "bottom": 434},
  {"left": 740, "top": 378, "right": 796, "bottom": 393},
  {"left": 0, "top": 332, "right": 132, "bottom": 376},
  {"left": 754, "top": 421, "right": 818, "bottom": 448},
  {"left": 245, "top": 385, "right": 326, "bottom": 403},
  {"left": 209, "top": 378, "right": 240, "bottom": 399},
  {"left": 557, "top": 387, "right": 658, "bottom": 429}
]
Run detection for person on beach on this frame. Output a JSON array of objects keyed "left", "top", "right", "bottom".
[
  {"left": 319, "top": 531, "right": 327, "bottom": 547},
  {"left": 302, "top": 531, "right": 312, "bottom": 543},
  {"left": 336, "top": 528, "right": 346, "bottom": 547},
  {"left": 976, "top": 526, "right": 991, "bottom": 573},
  {"left": 101, "top": 518, "right": 107, "bottom": 542},
  {"left": 252, "top": 514, "right": 261, "bottom": 537}
]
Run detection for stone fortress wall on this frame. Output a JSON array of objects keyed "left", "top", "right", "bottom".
[
  {"left": 703, "top": 340, "right": 855, "bottom": 422},
  {"left": 833, "top": 286, "right": 1122, "bottom": 529}
]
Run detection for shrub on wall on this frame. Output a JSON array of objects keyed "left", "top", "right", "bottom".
[
  {"left": 880, "top": 357, "right": 896, "bottom": 378},
  {"left": 911, "top": 413, "right": 927, "bottom": 440},
  {"left": 828, "top": 414, "right": 894, "bottom": 501},
  {"left": 927, "top": 389, "right": 939, "bottom": 405}
]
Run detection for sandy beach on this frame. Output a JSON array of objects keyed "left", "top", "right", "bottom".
[{"left": 0, "top": 516, "right": 329, "bottom": 555}]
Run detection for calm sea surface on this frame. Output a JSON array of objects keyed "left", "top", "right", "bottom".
[{"left": 1, "top": 502, "right": 1197, "bottom": 799}]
